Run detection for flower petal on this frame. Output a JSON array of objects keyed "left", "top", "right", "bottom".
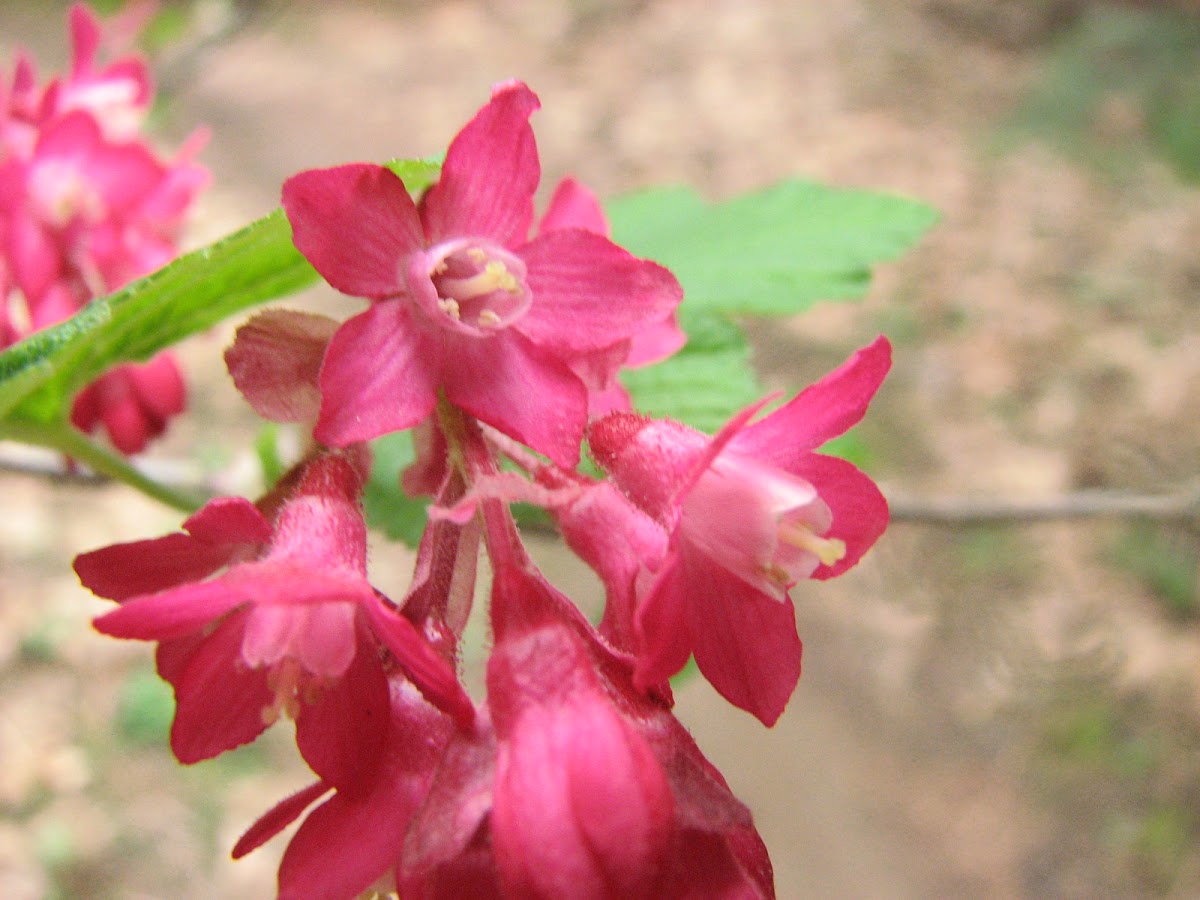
[
  {"left": 295, "top": 636, "right": 390, "bottom": 793},
  {"left": 282, "top": 163, "right": 423, "bottom": 299},
  {"left": 167, "top": 610, "right": 275, "bottom": 762},
  {"left": 74, "top": 532, "right": 236, "bottom": 601},
  {"left": 632, "top": 555, "right": 694, "bottom": 692},
  {"left": 684, "top": 550, "right": 802, "bottom": 726},
  {"left": 441, "top": 331, "right": 587, "bottom": 469},
  {"left": 420, "top": 82, "right": 540, "bottom": 246},
  {"left": 313, "top": 302, "right": 440, "bottom": 446},
  {"left": 93, "top": 579, "right": 248, "bottom": 640},
  {"left": 182, "top": 496, "right": 272, "bottom": 546},
  {"left": 537, "top": 176, "right": 609, "bottom": 236},
  {"left": 362, "top": 597, "right": 475, "bottom": 728},
  {"left": 232, "top": 780, "right": 332, "bottom": 860},
  {"left": 517, "top": 228, "right": 683, "bottom": 353},
  {"left": 731, "top": 336, "right": 892, "bottom": 463},
  {"left": 786, "top": 452, "right": 889, "bottom": 580},
  {"left": 225, "top": 309, "right": 338, "bottom": 423}
]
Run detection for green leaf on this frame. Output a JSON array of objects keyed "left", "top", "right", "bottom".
[
  {"left": 384, "top": 156, "right": 443, "bottom": 194},
  {"left": 363, "top": 430, "right": 429, "bottom": 547},
  {"left": 0, "top": 208, "right": 317, "bottom": 425},
  {"left": 622, "top": 311, "right": 760, "bottom": 433},
  {"left": 606, "top": 179, "right": 937, "bottom": 317}
]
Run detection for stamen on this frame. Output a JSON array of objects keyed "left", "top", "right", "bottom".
[
  {"left": 478, "top": 309, "right": 502, "bottom": 327},
  {"left": 439, "top": 261, "right": 519, "bottom": 300},
  {"left": 437, "top": 297, "right": 462, "bottom": 319},
  {"left": 261, "top": 658, "right": 304, "bottom": 725},
  {"left": 779, "top": 522, "right": 847, "bottom": 567}
]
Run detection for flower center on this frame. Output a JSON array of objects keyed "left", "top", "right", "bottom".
[
  {"left": 261, "top": 657, "right": 327, "bottom": 725},
  {"left": 29, "top": 159, "right": 104, "bottom": 226},
  {"left": 777, "top": 521, "right": 846, "bottom": 569},
  {"left": 683, "top": 453, "right": 845, "bottom": 597},
  {"left": 415, "top": 239, "right": 531, "bottom": 336}
]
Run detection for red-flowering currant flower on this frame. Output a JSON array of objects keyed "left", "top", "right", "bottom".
[
  {"left": 0, "top": 4, "right": 207, "bottom": 454},
  {"left": 281, "top": 81, "right": 682, "bottom": 467},
  {"left": 232, "top": 677, "right": 457, "bottom": 900},
  {"left": 399, "top": 564, "right": 775, "bottom": 899},
  {"left": 69, "top": 353, "right": 186, "bottom": 455},
  {"left": 49, "top": 2, "right": 154, "bottom": 140},
  {"left": 589, "top": 336, "right": 892, "bottom": 726},
  {"left": 74, "top": 450, "right": 471, "bottom": 777}
]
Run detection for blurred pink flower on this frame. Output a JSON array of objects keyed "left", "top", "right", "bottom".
[
  {"left": 69, "top": 353, "right": 185, "bottom": 455},
  {"left": 0, "top": 3, "right": 206, "bottom": 454}
]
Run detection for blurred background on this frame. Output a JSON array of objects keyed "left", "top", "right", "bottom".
[{"left": 2, "top": 0, "right": 1200, "bottom": 896}]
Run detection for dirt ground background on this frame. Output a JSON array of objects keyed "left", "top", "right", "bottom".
[{"left": 2, "top": 0, "right": 1200, "bottom": 897}]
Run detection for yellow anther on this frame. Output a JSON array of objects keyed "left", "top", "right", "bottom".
[
  {"left": 262, "top": 658, "right": 305, "bottom": 725},
  {"left": 438, "top": 261, "right": 519, "bottom": 301},
  {"left": 779, "top": 522, "right": 847, "bottom": 567},
  {"left": 467, "top": 247, "right": 488, "bottom": 264},
  {"left": 437, "top": 297, "right": 462, "bottom": 319},
  {"left": 478, "top": 309, "right": 503, "bottom": 327}
]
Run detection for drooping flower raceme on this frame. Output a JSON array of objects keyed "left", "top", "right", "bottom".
[
  {"left": 0, "top": 3, "right": 206, "bottom": 454},
  {"left": 589, "top": 336, "right": 893, "bottom": 725},
  {"left": 282, "top": 81, "right": 682, "bottom": 467},
  {"left": 61, "top": 49, "right": 899, "bottom": 893}
]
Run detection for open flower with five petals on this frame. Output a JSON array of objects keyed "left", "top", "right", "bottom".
[{"left": 282, "top": 81, "right": 682, "bottom": 467}]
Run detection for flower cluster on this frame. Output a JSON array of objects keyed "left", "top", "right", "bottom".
[
  {"left": 76, "top": 80, "right": 890, "bottom": 898},
  {"left": 0, "top": 3, "right": 207, "bottom": 453}
]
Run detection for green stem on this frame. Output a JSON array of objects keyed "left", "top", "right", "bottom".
[{"left": 0, "top": 418, "right": 204, "bottom": 513}]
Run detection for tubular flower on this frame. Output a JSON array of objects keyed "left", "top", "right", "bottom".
[
  {"left": 589, "top": 336, "right": 892, "bottom": 725},
  {"left": 399, "top": 565, "right": 775, "bottom": 899},
  {"left": 282, "top": 81, "right": 682, "bottom": 467},
  {"left": 231, "top": 678, "right": 457, "bottom": 900},
  {"left": 74, "top": 450, "right": 471, "bottom": 775}
]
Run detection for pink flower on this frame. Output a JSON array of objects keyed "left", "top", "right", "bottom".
[
  {"left": 69, "top": 353, "right": 186, "bottom": 455},
  {"left": 232, "top": 678, "right": 456, "bottom": 900},
  {"left": 0, "top": 6, "right": 206, "bottom": 455},
  {"left": 282, "top": 81, "right": 682, "bottom": 467},
  {"left": 588, "top": 337, "right": 892, "bottom": 725},
  {"left": 74, "top": 451, "right": 471, "bottom": 777},
  {"left": 400, "top": 564, "right": 775, "bottom": 899},
  {"left": 51, "top": 2, "right": 154, "bottom": 140}
]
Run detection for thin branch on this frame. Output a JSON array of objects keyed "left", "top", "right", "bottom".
[
  {"left": 1, "top": 441, "right": 1198, "bottom": 530},
  {"left": 886, "top": 489, "right": 1200, "bottom": 527},
  {"left": 0, "top": 428, "right": 205, "bottom": 513}
]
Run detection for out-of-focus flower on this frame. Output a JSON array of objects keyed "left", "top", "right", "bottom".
[
  {"left": 0, "top": 3, "right": 207, "bottom": 454},
  {"left": 282, "top": 81, "right": 682, "bottom": 467},
  {"left": 69, "top": 353, "right": 185, "bottom": 455},
  {"left": 589, "top": 337, "right": 892, "bottom": 725}
]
